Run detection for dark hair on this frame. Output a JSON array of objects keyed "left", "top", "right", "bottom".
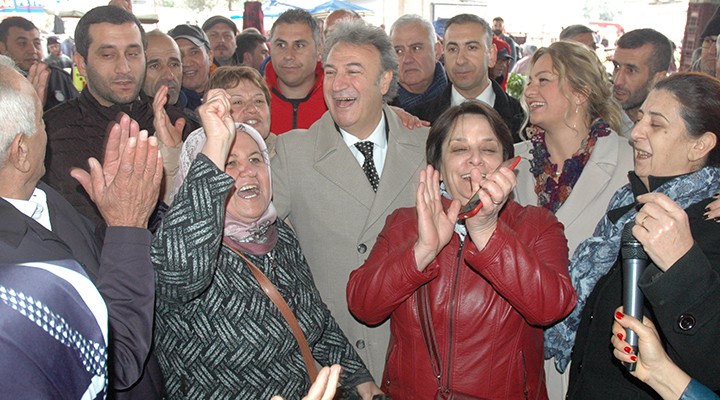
[
  {"left": 209, "top": 65, "right": 271, "bottom": 106},
  {"left": 74, "top": 5, "right": 146, "bottom": 59},
  {"left": 0, "top": 16, "right": 37, "bottom": 44},
  {"left": 426, "top": 100, "right": 515, "bottom": 172},
  {"left": 492, "top": 17, "right": 504, "bottom": 23},
  {"left": 444, "top": 14, "right": 492, "bottom": 48},
  {"left": 270, "top": 9, "right": 321, "bottom": 48},
  {"left": 559, "top": 24, "right": 594, "bottom": 40},
  {"left": 235, "top": 30, "right": 266, "bottom": 61},
  {"left": 616, "top": 28, "right": 672, "bottom": 75},
  {"left": 653, "top": 72, "right": 720, "bottom": 167}
]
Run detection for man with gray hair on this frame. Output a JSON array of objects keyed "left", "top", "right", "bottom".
[
  {"left": 272, "top": 19, "right": 428, "bottom": 386},
  {"left": 0, "top": 54, "right": 160, "bottom": 396},
  {"left": 389, "top": 14, "right": 448, "bottom": 109},
  {"left": 409, "top": 14, "right": 525, "bottom": 141},
  {"left": 559, "top": 24, "right": 598, "bottom": 50}
]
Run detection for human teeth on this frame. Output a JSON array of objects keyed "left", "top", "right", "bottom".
[
  {"left": 461, "top": 174, "right": 470, "bottom": 180},
  {"left": 529, "top": 102, "right": 544, "bottom": 108},
  {"left": 636, "top": 150, "right": 651, "bottom": 158},
  {"left": 245, "top": 119, "right": 258, "bottom": 125},
  {"left": 238, "top": 184, "right": 257, "bottom": 191}
]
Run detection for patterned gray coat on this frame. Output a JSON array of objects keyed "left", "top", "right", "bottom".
[{"left": 151, "top": 154, "right": 372, "bottom": 399}]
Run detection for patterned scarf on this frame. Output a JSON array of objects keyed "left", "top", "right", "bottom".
[
  {"left": 393, "top": 62, "right": 449, "bottom": 109},
  {"left": 528, "top": 118, "right": 612, "bottom": 213},
  {"left": 173, "top": 123, "right": 278, "bottom": 256},
  {"left": 544, "top": 166, "right": 720, "bottom": 372}
]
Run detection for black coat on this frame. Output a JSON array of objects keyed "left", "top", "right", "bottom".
[
  {"left": 407, "top": 80, "right": 526, "bottom": 143},
  {"left": 567, "top": 193, "right": 720, "bottom": 399}
]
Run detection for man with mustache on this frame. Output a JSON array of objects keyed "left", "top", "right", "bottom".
[
  {"left": 169, "top": 24, "right": 215, "bottom": 112},
  {"left": 43, "top": 6, "right": 189, "bottom": 228},
  {"left": 202, "top": 15, "right": 239, "bottom": 67},
  {"left": 0, "top": 16, "right": 78, "bottom": 112},
  {"left": 611, "top": 28, "right": 672, "bottom": 136},
  {"left": 408, "top": 14, "right": 525, "bottom": 142}
]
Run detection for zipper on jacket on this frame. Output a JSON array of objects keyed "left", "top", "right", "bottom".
[
  {"left": 445, "top": 237, "right": 466, "bottom": 391},
  {"left": 292, "top": 102, "right": 299, "bottom": 129},
  {"left": 520, "top": 350, "right": 529, "bottom": 400}
]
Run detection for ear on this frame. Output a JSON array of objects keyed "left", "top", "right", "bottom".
[
  {"left": 242, "top": 51, "right": 252, "bottom": 65},
  {"left": 650, "top": 70, "right": 667, "bottom": 87},
  {"left": 0, "top": 41, "right": 6, "bottom": 55},
  {"left": 74, "top": 52, "right": 88, "bottom": 78},
  {"left": 207, "top": 49, "right": 214, "bottom": 63},
  {"left": 8, "top": 134, "right": 31, "bottom": 173},
  {"left": 574, "top": 87, "right": 591, "bottom": 106},
  {"left": 487, "top": 42, "right": 497, "bottom": 69},
  {"left": 689, "top": 131, "right": 717, "bottom": 164},
  {"left": 434, "top": 41, "right": 443, "bottom": 63},
  {"left": 379, "top": 69, "right": 393, "bottom": 96}
]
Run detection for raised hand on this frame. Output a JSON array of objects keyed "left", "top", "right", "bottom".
[
  {"left": 632, "top": 193, "right": 694, "bottom": 272},
  {"left": 270, "top": 365, "right": 342, "bottom": 400},
  {"left": 705, "top": 192, "right": 720, "bottom": 223},
  {"left": 27, "top": 62, "right": 50, "bottom": 107},
  {"left": 465, "top": 161, "right": 517, "bottom": 250},
  {"left": 198, "top": 89, "right": 236, "bottom": 169},
  {"left": 152, "top": 85, "right": 185, "bottom": 147},
  {"left": 414, "top": 164, "right": 461, "bottom": 271},
  {"left": 70, "top": 115, "right": 162, "bottom": 228}
]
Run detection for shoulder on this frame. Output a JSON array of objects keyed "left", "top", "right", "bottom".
[{"left": 503, "top": 200, "right": 561, "bottom": 230}]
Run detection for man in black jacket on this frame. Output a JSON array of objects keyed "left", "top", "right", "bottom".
[
  {"left": 408, "top": 14, "right": 525, "bottom": 142},
  {"left": 43, "top": 6, "right": 189, "bottom": 227},
  {"left": 0, "top": 16, "right": 78, "bottom": 112}
]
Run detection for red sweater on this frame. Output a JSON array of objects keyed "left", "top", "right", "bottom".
[{"left": 264, "top": 60, "right": 327, "bottom": 134}]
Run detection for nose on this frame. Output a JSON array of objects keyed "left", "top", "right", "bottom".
[
  {"left": 230, "top": 160, "right": 258, "bottom": 180},
  {"left": 160, "top": 64, "right": 176, "bottom": 80},
  {"left": 629, "top": 119, "right": 646, "bottom": 143},
  {"left": 116, "top": 56, "right": 132, "bottom": 74},
  {"left": 613, "top": 69, "right": 626, "bottom": 87},
  {"left": 468, "top": 148, "right": 484, "bottom": 166},
  {"left": 524, "top": 80, "right": 536, "bottom": 98},
  {"left": 331, "top": 71, "right": 349, "bottom": 91}
]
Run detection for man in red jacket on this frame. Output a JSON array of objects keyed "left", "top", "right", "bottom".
[{"left": 264, "top": 9, "right": 326, "bottom": 134}]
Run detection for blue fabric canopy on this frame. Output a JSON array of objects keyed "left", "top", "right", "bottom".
[{"left": 309, "top": 0, "right": 371, "bottom": 15}]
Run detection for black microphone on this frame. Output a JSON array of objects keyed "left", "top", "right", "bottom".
[{"left": 621, "top": 221, "right": 649, "bottom": 372}]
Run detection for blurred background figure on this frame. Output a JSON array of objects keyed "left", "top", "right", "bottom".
[
  {"left": 560, "top": 24, "right": 598, "bottom": 50},
  {"left": 234, "top": 29, "right": 268, "bottom": 70},
  {"left": 202, "top": 15, "right": 239, "bottom": 67},
  {"left": 43, "top": 36, "right": 72, "bottom": 70}
]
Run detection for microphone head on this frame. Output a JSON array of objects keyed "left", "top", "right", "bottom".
[{"left": 621, "top": 221, "right": 648, "bottom": 260}]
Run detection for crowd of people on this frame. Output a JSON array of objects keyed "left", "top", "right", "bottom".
[{"left": 1, "top": 1, "right": 719, "bottom": 399}]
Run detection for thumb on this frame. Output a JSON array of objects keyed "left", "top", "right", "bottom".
[
  {"left": 447, "top": 198, "right": 462, "bottom": 220},
  {"left": 70, "top": 158, "right": 104, "bottom": 200},
  {"left": 173, "top": 117, "right": 186, "bottom": 136}
]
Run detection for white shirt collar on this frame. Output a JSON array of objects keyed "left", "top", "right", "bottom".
[
  {"left": 2, "top": 187, "right": 52, "bottom": 231},
  {"left": 340, "top": 112, "right": 388, "bottom": 176},
  {"left": 450, "top": 80, "right": 496, "bottom": 108}
]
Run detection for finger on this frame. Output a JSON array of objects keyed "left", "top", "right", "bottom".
[
  {"left": 132, "top": 131, "right": 150, "bottom": 182},
  {"left": 323, "top": 364, "right": 342, "bottom": 400},
  {"left": 446, "top": 198, "right": 462, "bottom": 221},
  {"left": 636, "top": 192, "right": 684, "bottom": 215},
  {"left": 421, "top": 119, "right": 431, "bottom": 127},
  {"left": 153, "top": 86, "right": 168, "bottom": 112},
  {"left": 303, "top": 366, "right": 331, "bottom": 400},
  {"left": 70, "top": 166, "right": 93, "bottom": 200},
  {"left": 173, "top": 118, "right": 186, "bottom": 138}
]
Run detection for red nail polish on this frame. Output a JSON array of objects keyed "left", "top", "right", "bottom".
[
  {"left": 624, "top": 346, "right": 632, "bottom": 354},
  {"left": 630, "top": 355, "right": 637, "bottom": 362},
  {"left": 616, "top": 311, "right": 624, "bottom": 319},
  {"left": 617, "top": 332, "right": 624, "bottom": 340}
]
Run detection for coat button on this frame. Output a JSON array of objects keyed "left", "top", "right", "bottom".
[
  {"left": 356, "top": 339, "right": 366, "bottom": 349},
  {"left": 678, "top": 314, "right": 696, "bottom": 331},
  {"left": 357, "top": 244, "right": 367, "bottom": 254}
]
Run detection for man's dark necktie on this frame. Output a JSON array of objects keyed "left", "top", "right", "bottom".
[{"left": 355, "top": 141, "right": 379, "bottom": 192}]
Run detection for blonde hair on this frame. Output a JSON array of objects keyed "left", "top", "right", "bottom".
[{"left": 522, "top": 41, "right": 621, "bottom": 136}]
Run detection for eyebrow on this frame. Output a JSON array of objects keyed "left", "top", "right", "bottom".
[
  {"left": 445, "top": 39, "right": 481, "bottom": 47},
  {"left": 648, "top": 111, "right": 670, "bottom": 122}
]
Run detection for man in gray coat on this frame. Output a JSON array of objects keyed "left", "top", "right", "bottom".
[{"left": 272, "top": 19, "right": 428, "bottom": 383}]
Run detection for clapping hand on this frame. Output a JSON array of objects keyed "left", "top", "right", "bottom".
[
  {"left": 70, "top": 113, "right": 162, "bottom": 228},
  {"left": 152, "top": 85, "right": 185, "bottom": 147},
  {"left": 27, "top": 62, "right": 50, "bottom": 107},
  {"left": 414, "top": 165, "right": 461, "bottom": 271},
  {"left": 464, "top": 161, "right": 517, "bottom": 250}
]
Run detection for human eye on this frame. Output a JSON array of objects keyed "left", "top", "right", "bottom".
[
  {"left": 324, "top": 68, "right": 336, "bottom": 77},
  {"left": 446, "top": 45, "right": 458, "bottom": 53},
  {"left": 394, "top": 47, "right": 404, "bottom": 56},
  {"left": 255, "top": 97, "right": 267, "bottom": 105},
  {"left": 170, "top": 61, "right": 181, "bottom": 69},
  {"left": 411, "top": 45, "right": 422, "bottom": 53},
  {"left": 249, "top": 156, "right": 263, "bottom": 165},
  {"left": 225, "top": 159, "right": 237, "bottom": 168},
  {"left": 147, "top": 62, "right": 159, "bottom": 70},
  {"left": 467, "top": 44, "right": 479, "bottom": 51},
  {"left": 190, "top": 49, "right": 200, "bottom": 56}
]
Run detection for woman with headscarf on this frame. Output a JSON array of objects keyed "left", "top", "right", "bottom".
[{"left": 151, "top": 89, "right": 383, "bottom": 399}]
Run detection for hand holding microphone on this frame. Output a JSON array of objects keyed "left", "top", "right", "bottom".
[{"left": 621, "top": 221, "right": 649, "bottom": 371}]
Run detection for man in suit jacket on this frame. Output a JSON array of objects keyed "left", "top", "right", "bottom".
[
  {"left": 0, "top": 56, "right": 162, "bottom": 396},
  {"left": 272, "top": 20, "right": 429, "bottom": 383},
  {"left": 408, "top": 14, "right": 525, "bottom": 142}
]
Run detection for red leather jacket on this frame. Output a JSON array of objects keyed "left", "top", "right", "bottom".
[{"left": 347, "top": 200, "right": 576, "bottom": 399}]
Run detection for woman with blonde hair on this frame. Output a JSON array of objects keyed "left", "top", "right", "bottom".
[{"left": 513, "top": 40, "right": 634, "bottom": 398}]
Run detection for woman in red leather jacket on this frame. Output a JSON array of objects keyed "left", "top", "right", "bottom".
[{"left": 347, "top": 101, "right": 577, "bottom": 399}]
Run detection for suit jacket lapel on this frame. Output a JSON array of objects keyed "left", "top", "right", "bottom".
[
  {"left": 312, "top": 112, "right": 376, "bottom": 209},
  {"left": 556, "top": 134, "right": 620, "bottom": 228},
  {"left": 364, "top": 107, "right": 425, "bottom": 238}
]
